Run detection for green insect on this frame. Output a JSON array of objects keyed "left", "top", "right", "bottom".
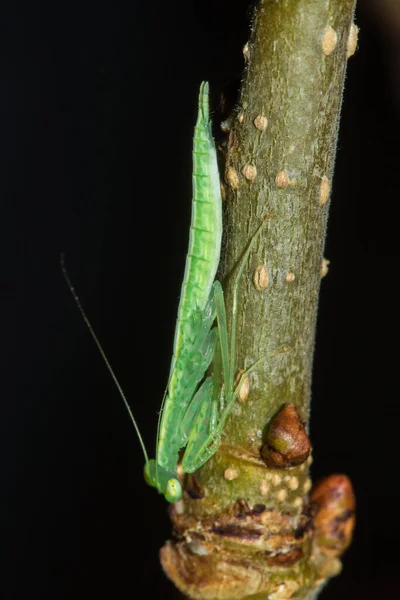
[{"left": 63, "top": 82, "right": 279, "bottom": 503}]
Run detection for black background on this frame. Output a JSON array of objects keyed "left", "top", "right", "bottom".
[{"left": 7, "top": 1, "right": 400, "bottom": 598}]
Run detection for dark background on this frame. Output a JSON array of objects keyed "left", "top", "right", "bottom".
[{"left": 6, "top": 0, "right": 400, "bottom": 598}]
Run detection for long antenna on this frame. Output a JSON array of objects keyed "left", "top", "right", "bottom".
[{"left": 60, "top": 254, "right": 149, "bottom": 465}]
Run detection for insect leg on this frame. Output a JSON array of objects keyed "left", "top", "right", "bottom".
[
  {"left": 232, "top": 343, "right": 294, "bottom": 400},
  {"left": 190, "top": 354, "right": 271, "bottom": 465},
  {"left": 181, "top": 338, "right": 224, "bottom": 473},
  {"left": 213, "top": 281, "right": 229, "bottom": 405},
  {"left": 209, "top": 338, "right": 223, "bottom": 433},
  {"left": 187, "top": 392, "right": 235, "bottom": 472},
  {"left": 184, "top": 433, "right": 222, "bottom": 473},
  {"left": 188, "top": 344, "right": 294, "bottom": 470},
  {"left": 179, "top": 326, "right": 218, "bottom": 440},
  {"left": 228, "top": 217, "right": 270, "bottom": 396},
  {"left": 182, "top": 383, "right": 225, "bottom": 473}
]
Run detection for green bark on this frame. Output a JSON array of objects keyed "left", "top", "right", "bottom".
[{"left": 161, "top": 1, "right": 357, "bottom": 598}]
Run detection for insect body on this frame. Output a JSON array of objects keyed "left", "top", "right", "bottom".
[
  {"left": 145, "top": 77, "right": 273, "bottom": 497},
  {"left": 63, "top": 82, "right": 281, "bottom": 504},
  {"left": 144, "top": 81, "right": 222, "bottom": 500}
]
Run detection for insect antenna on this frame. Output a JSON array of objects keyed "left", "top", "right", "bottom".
[{"left": 60, "top": 253, "right": 150, "bottom": 465}]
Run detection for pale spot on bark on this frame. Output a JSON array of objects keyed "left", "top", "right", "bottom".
[
  {"left": 253, "top": 114, "right": 268, "bottom": 131},
  {"left": 275, "top": 170, "right": 289, "bottom": 189},
  {"left": 242, "top": 163, "right": 257, "bottom": 182},
  {"left": 347, "top": 23, "right": 359, "bottom": 58},
  {"left": 320, "top": 175, "right": 331, "bottom": 206},
  {"left": 234, "top": 369, "right": 245, "bottom": 396},
  {"left": 238, "top": 377, "right": 250, "bottom": 402},
  {"left": 237, "top": 111, "right": 245, "bottom": 124},
  {"left": 225, "top": 166, "right": 240, "bottom": 189},
  {"left": 303, "top": 477, "right": 312, "bottom": 493},
  {"left": 293, "top": 496, "right": 303, "bottom": 509},
  {"left": 220, "top": 182, "right": 226, "bottom": 202},
  {"left": 322, "top": 26, "right": 338, "bottom": 56},
  {"left": 242, "top": 42, "right": 250, "bottom": 61},
  {"left": 271, "top": 473, "right": 282, "bottom": 486},
  {"left": 321, "top": 258, "right": 330, "bottom": 278},
  {"left": 285, "top": 272, "right": 295, "bottom": 283},
  {"left": 220, "top": 119, "right": 231, "bottom": 133},
  {"left": 259, "top": 480, "right": 269, "bottom": 496},
  {"left": 224, "top": 467, "right": 239, "bottom": 481},
  {"left": 288, "top": 476, "right": 299, "bottom": 491},
  {"left": 276, "top": 488, "right": 287, "bottom": 502},
  {"left": 253, "top": 264, "right": 268, "bottom": 291}
]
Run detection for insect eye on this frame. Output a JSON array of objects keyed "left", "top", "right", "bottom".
[{"left": 165, "top": 478, "right": 182, "bottom": 503}]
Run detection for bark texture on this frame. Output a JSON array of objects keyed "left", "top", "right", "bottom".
[{"left": 162, "top": 1, "right": 357, "bottom": 598}]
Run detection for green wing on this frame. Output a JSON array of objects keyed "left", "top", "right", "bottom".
[{"left": 157, "top": 82, "right": 222, "bottom": 472}]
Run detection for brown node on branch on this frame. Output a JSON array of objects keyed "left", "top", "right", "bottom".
[
  {"left": 310, "top": 474, "right": 356, "bottom": 556},
  {"left": 261, "top": 403, "right": 311, "bottom": 468},
  {"left": 161, "top": 500, "right": 313, "bottom": 600}
]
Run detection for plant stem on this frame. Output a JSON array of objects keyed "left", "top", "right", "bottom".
[{"left": 162, "top": 1, "right": 357, "bottom": 598}]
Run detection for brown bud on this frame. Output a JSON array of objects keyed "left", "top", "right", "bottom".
[
  {"left": 261, "top": 403, "right": 311, "bottom": 468},
  {"left": 310, "top": 474, "right": 356, "bottom": 556}
]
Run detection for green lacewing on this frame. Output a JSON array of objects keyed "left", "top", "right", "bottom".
[{"left": 63, "top": 82, "right": 282, "bottom": 503}]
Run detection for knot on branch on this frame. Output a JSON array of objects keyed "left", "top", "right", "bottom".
[
  {"left": 160, "top": 498, "right": 312, "bottom": 600},
  {"left": 161, "top": 474, "right": 355, "bottom": 600}
]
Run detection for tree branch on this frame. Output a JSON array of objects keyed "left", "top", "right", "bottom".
[{"left": 162, "top": 1, "right": 357, "bottom": 598}]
